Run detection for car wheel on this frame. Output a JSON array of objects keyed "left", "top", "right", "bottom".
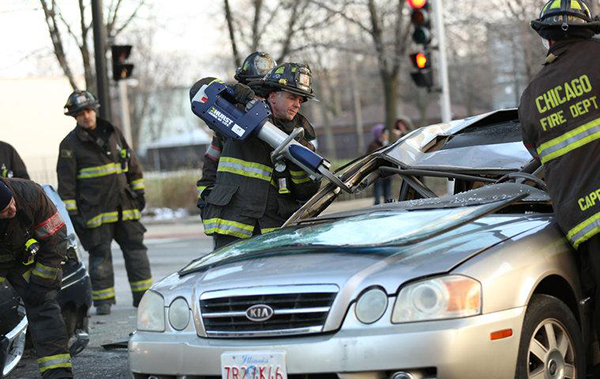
[{"left": 515, "top": 294, "right": 585, "bottom": 379}]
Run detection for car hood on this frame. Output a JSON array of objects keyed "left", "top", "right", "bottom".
[{"left": 165, "top": 200, "right": 550, "bottom": 297}]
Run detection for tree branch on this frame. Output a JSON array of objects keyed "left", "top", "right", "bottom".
[
  {"left": 39, "top": 0, "right": 78, "bottom": 90},
  {"left": 309, "top": 0, "right": 372, "bottom": 34},
  {"left": 224, "top": 0, "right": 241, "bottom": 67}
]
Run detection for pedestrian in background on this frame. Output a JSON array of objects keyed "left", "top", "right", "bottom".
[
  {"left": 0, "top": 140, "right": 30, "bottom": 179},
  {"left": 392, "top": 117, "right": 412, "bottom": 142},
  {"left": 367, "top": 123, "right": 391, "bottom": 205},
  {"left": 57, "top": 90, "right": 152, "bottom": 315}
]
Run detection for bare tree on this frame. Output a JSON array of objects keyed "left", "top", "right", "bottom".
[
  {"left": 127, "top": 26, "right": 191, "bottom": 151},
  {"left": 38, "top": 0, "right": 147, "bottom": 93},
  {"left": 309, "top": 0, "right": 412, "bottom": 132},
  {"left": 222, "top": 0, "right": 330, "bottom": 68}
]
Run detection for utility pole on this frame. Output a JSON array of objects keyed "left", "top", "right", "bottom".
[
  {"left": 118, "top": 81, "right": 133, "bottom": 146},
  {"left": 91, "top": 0, "right": 112, "bottom": 120},
  {"left": 432, "top": 0, "right": 451, "bottom": 124}
]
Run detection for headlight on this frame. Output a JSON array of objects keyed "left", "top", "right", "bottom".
[
  {"left": 168, "top": 297, "right": 190, "bottom": 331},
  {"left": 391, "top": 275, "right": 481, "bottom": 323},
  {"left": 355, "top": 287, "right": 388, "bottom": 324},
  {"left": 137, "top": 290, "right": 165, "bottom": 332}
]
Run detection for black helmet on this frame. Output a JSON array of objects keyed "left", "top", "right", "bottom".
[
  {"left": 64, "top": 90, "right": 100, "bottom": 116},
  {"left": 531, "top": 0, "right": 600, "bottom": 40},
  {"left": 234, "top": 52, "right": 277, "bottom": 84},
  {"left": 261, "top": 62, "right": 316, "bottom": 101}
]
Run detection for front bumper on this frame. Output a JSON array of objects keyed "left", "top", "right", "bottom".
[
  {"left": 129, "top": 304, "right": 526, "bottom": 379},
  {"left": 0, "top": 316, "right": 28, "bottom": 378},
  {"left": 57, "top": 260, "right": 92, "bottom": 311}
]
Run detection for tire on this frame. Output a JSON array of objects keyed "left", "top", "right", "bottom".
[{"left": 515, "top": 294, "right": 586, "bottom": 379}]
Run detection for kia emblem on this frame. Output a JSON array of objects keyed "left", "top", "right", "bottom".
[{"left": 245, "top": 304, "right": 274, "bottom": 322}]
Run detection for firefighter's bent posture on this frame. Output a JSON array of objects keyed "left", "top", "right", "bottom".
[
  {"left": 0, "top": 178, "right": 73, "bottom": 378},
  {"left": 57, "top": 91, "right": 152, "bottom": 315}
]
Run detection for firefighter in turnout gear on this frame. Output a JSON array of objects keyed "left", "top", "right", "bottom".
[
  {"left": 0, "top": 179, "right": 73, "bottom": 378},
  {"left": 196, "top": 52, "right": 278, "bottom": 247},
  {"left": 192, "top": 62, "right": 321, "bottom": 249},
  {"left": 519, "top": 0, "right": 600, "bottom": 344},
  {"left": 57, "top": 90, "right": 152, "bottom": 315},
  {"left": 0, "top": 140, "right": 30, "bottom": 179}
]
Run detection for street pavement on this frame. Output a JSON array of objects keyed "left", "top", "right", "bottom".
[{"left": 8, "top": 198, "right": 374, "bottom": 378}]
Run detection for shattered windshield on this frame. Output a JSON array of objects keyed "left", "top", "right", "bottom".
[{"left": 180, "top": 195, "right": 522, "bottom": 274}]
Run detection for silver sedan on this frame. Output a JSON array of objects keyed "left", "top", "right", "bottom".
[{"left": 129, "top": 109, "right": 594, "bottom": 379}]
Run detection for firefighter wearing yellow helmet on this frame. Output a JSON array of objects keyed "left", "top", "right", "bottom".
[{"left": 518, "top": 0, "right": 600, "bottom": 356}]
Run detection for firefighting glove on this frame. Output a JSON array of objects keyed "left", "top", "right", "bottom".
[
  {"left": 196, "top": 186, "right": 213, "bottom": 210},
  {"left": 137, "top": 192, "right": 146, "bottom": 211},
  {"left": 231, "top": 83, "right": 255, "bottom": 105}
]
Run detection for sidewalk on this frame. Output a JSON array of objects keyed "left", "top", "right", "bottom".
[{"left": 143, "top": 198, "right": 375, "bottom": 239}]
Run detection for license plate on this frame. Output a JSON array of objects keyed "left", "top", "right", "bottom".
[{"left": 221, "top": 351, "right": 287, "bottom": 379}]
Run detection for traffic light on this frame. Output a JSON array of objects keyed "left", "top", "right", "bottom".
[
  {"left": 409, "top": 52, "right": 433, "bottom": 88},
  {"left": 111, "top": 45, "right": 134, "bottom": 81},
  {"left": 407, "top": 0, "right": 431, "bottom": 46}
]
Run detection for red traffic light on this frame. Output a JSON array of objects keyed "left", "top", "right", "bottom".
[
  {"left": 410, "top": 52, "right": 430, "bottom": 69},
  {"left": 407, "top": 0, "right": 427, "bottom": 9}
]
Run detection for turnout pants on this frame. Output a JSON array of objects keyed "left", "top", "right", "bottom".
[
  {"left": 580, "top": 235, "right": 600, "bottom": 346},
  {"left": 2, "top": 264, "right": 73, "bottom": 379},
  {"left": 76, "top": 219, "right": 152, "bottom": 307}
]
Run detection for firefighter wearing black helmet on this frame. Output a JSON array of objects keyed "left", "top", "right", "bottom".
[
  {"left": 57, "top": 90, "right": 152, "bottom": 315},
  {"left": 191, "top": 62, "right": 320, "bottom": 249},
  {"left": 519, "top": 0, "right": 600, "bottom": 348},
  {"left": 197, "top": 52, "right": 278, "bottom": 219}
]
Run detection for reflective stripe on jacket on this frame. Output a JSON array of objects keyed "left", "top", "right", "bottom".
[
  {"left": 519, "top": 38, "right": 600, "bottom": 248},
  {"left": 0, "top": 178, "right": 67, "bottom": 287},
  {"left": 195, "top": 81, "right": 320, "bottom": 238},
  {"left": 57, "top": 118, "right": 145, "bottom": 228}
]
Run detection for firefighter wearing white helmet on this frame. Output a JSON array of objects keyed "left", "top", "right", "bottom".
[{"left": 518, "top": 0, "right": 600, "bottom": 356}]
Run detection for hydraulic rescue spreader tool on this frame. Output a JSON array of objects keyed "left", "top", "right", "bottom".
[{"left": 191, "top": 80, "right": 351, "bottom": 192}]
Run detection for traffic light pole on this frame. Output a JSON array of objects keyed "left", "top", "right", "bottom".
[
  {"left": 432, "top": 0, "right": 451, "bottom": 124},
  {"left": 91, "top": 0, "right": 112, "bottom": 121},
  {"left": 118, "top": 80, "right": 133, "bottom": 146}
]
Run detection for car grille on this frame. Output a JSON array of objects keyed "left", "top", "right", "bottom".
[{"left": 200, "top": 285, "right": 338, "bottom": 338}]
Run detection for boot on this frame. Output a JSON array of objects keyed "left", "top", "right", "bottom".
[{"left": 95, "top": 303, "right": 111, "bottom": 315}]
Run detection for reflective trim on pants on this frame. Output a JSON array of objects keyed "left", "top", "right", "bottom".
[
  {"left": 38, "top": 353, "right": 72, "bottom": 373},
  {"left": 92, "top": 287, "right": 116, "bottom": 301},
  {"left": 130, "top": 278, "right": 152, "bottom": 292},
  {"left": 202, "top": 218, "right": 254, "bottom": 239}
]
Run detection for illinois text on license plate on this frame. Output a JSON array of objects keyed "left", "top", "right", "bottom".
[{"left": 221, "top": 351, "right": 287, "bottom": 379}]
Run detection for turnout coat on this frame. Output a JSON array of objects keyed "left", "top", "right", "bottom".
[{"left": 519, "top": 38, "right": 600, "bottom": 249}]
